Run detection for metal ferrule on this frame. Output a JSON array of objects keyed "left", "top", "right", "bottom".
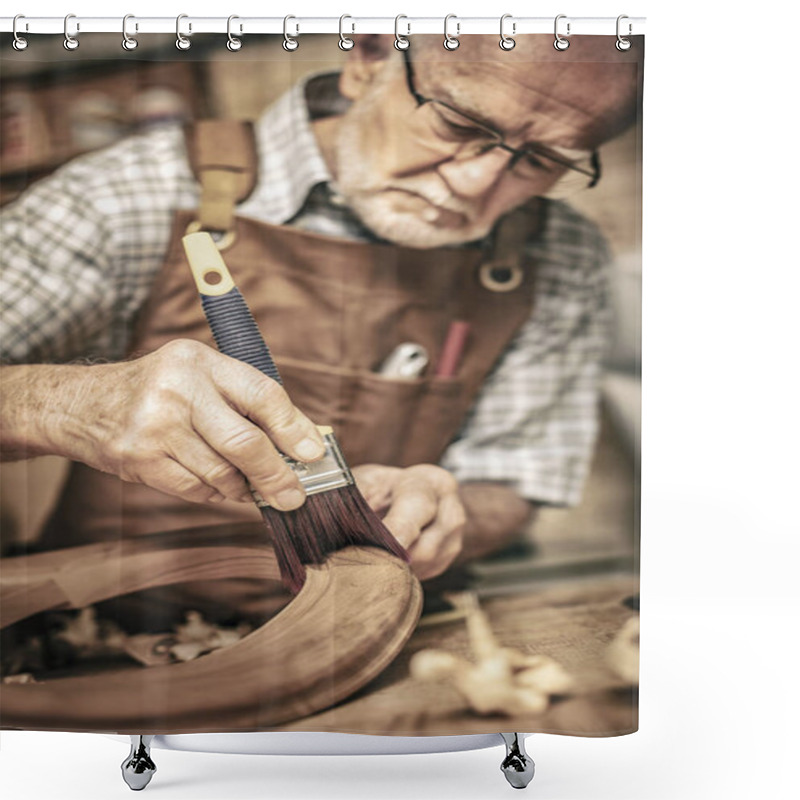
[{"left": 250, "top": 431, "right": 354, "bottom": 508}]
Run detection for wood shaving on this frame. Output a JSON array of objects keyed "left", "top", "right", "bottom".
[
  {"left": 169, "top": 610, "right": 253, "bottom": 662},
  {"left": 2, "top": 672, "right": 38, "bottom": 684},
  {"left": 410, "top": 591, "right": 575, "bottom": 717},
  {"left": 1, "top": 604, "right": 254, "bottom": 678},
  {"left": 51, "top": 606, "right": 127, "bottom": 658}
]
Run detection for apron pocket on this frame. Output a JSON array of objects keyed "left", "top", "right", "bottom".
[
  {"left": 341, "top": 373, "right": 465, "bottom": 468},
  {"left": 400, "top": 376, "right": 466, "bottom": 466},
  {"left": 274, "top": 356, "right": 352, "bottom": 430},
  {"left": 272, "top": 357, "right": 467, "bottom": 468}
]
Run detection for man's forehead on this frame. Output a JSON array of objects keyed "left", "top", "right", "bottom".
[{"left": 406, "top": 35, "right": 641, "bottom": 148}]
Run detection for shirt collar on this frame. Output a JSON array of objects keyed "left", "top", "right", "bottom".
[{"left": 237, "top": 72, "right": 342, "bottom": 225}]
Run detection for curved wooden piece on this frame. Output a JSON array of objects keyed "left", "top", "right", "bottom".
[{"left": 0, "top": 524, "right": 422, "bottom": 733}]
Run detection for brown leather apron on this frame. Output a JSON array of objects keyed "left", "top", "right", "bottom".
[{"left": 39, "top": 120, "right": 543, "bottom": 622}]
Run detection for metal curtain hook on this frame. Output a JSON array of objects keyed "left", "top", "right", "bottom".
[
  {"left": 122, "top": 14, "right": 138, "bottom": 51},
  {"left": 339, "top": 14, "right": 354, "bottom": 51},
  {"left": 283, "top": 15, "right": 299, "bottom": 51},
  {"left": 394, "top": 15, "right": 410, "bottom": 51},
  {"left": 616, "top": 15, "right": 632, "bottom": 51},
  {"left": 12, "top": 15, "right": 28, "bottom": 51},
  {"left": 227, "top": 15, "right": 242, "bottom": 51},
  {"left": 554, "top": 14, "right": 570, "bottom": 51},
  {"left": 176, "top": 14, "right": 192, "bottom": 50},
  {"left": 444, "top": 14, "right": 460, "bottom": 51},
  {"left": 63, "top": 14, "right": 79, "bottom": 51},
  {"left": 499, "top": 14, "right": 516, "bottom": 51}
]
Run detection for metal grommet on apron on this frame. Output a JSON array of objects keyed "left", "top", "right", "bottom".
[
  {"left": 478, "top": 262, "right": 525, "bottom": 293},
  {"left": 185, "top": 219, "right": 237, "bottom": 252}
]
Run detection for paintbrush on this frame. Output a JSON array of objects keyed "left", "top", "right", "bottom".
[{"left": 182, "top": 232, "right": 409, "bottom": 593}]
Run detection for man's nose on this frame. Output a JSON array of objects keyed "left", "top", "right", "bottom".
[{"left": 436, "top": 148, "right": 512, "bottom": 199}]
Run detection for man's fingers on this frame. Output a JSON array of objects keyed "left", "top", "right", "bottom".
[
  {"left": 351, "top": 464, "right": 399, "bottom": 512},
  {"left": 140, "top": 458, "right": 227, "bottom": 505},
  {"left": 191, "top": 398, "right": 306, "bottom": 511},
  {"left": 211, "top": 358, "right": 325, "bottom": 464},
  {"left": 407, "top": 529, "right": 463, "bottom": 581},
  {"left": 168, "top": 435, "right": 251, "bottom": 502},
  {"left": 406, "top": 493, "right": 466, "bottom": 579},
  {"left": 381, "top": 476, "right": 440, "bottom": 548}
]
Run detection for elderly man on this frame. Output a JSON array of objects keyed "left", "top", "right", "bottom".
[{"left": 0, "top": 35, "right": 640, "bottom": 615}]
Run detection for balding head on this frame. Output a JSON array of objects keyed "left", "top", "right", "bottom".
[{"left": 355, "top": 34, "right": 641, "bottom": 148}]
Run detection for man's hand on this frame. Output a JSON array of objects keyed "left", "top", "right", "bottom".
[
  {"left": 350, "top": 463, "right": 467, "bottom": 581},
  {"left": 0, "top": 339, "right": 326, "bottom": 510}
]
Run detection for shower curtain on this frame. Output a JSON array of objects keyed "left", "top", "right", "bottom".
[{"left": 0, "top": 28, "right": 643, "bottom": 738}]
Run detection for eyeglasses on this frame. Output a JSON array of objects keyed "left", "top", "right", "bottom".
[{"left": 401, "top": 49, "right": 601, "bottom": 197}]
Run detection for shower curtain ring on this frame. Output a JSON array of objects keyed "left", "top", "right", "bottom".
[
  {"left": 63, "top": 14, "right": 79, "bottom": 51},
  {"left": 339, "top": 15, "right": 355, "bottom": 50},
  {"left": 616, "top": 15, "right": 632, "bottom": 51},
  {"left": 499, "top": 14, "right": 516, "bottom": 50},
  {"left": 227, "top": 15, "right": 242, "bottom": 51},
  {"left": 394, "top": 15, "right": 410, "bottom": 51},
  {"left": 554, "top": 14, "right": 570, "bottom": 51},
  {"left": 283, "top": 15, "right": 299, "bottom": 51},
  {"left": 443, "top": 14, "right": 460, "bottom": 51},
  {"left": 12, "top": 15, "right": 28, "bottom": 51},
  {"left": 122, "top": 15, "right": 138, "bottom": 51},
  {"left": 176, "top": 14, "right": 192, "bottom": 50}
]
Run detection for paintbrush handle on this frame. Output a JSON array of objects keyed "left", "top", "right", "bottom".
[
  {"left": 201, "top": 289, "right": 283, "bottom": 386},
  {"left": 182, "top": 232, "right": 283, "bottom": 386}
]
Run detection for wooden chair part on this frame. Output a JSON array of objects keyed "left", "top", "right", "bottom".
[{"left": 0, "top": 524, "right": 422, "bottom": 733}]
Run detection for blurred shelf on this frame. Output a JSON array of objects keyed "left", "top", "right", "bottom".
[
  {"left": 0, "top": 34, "right": 217, "bottom": 81},
  {"left": 1, "top": 50, "right": 211, "bottom": 205},
  {"left": 0, "top": 148, "right": 90, "bottom": 179}
]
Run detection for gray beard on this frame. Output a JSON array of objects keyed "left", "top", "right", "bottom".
[{"left": 332, "top": 106, "right": 491, "bottom": 249}]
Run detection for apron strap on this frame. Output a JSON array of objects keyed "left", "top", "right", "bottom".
[
  {"left": 478, "top": 198, "right": 546, "bottom": 293},
  {"left": 184, "top": 120, "right": 258, "bottom": 232}
]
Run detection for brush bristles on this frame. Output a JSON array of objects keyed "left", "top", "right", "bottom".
[{"left": 260, "top": 484, "right": 410, "bottom": 594}]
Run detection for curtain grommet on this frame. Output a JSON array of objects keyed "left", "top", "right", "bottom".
[
  {"left": 443, "top": 14, "right": 460, "bottom": 51},
  {"left": 227, "top": 15, "right": 243, "bottom": 51},
  {"left": 616, "top": 15, "right": 632, "bottom": 51},
  {"left": 394, "top": 15, "right": 410, "bottom": 51},
  {"left": 338, "top": 14, "right": 355, "bottom": 51},
  {"left": 63, "top": 14, "right": 79, "bottom": 51},
  {"left": 283, "top": 15, "right": 299, "bottom": 51},
  {"left": 12, "top": 15, "right": 29, "bottom": 51},
  {"left": 122, "top": 14, "right": 138, "bottom": 51},
  {"left": 499, "top": 14, "right": 516, "bottom": 51},
  {"left": 176, "top": 14, "right": 192, "bottom": 50},
  {"left": 554, "top": 14, "right": 570, "bottom": 51}
]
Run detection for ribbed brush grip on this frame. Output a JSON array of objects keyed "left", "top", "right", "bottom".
[{"left": 201, "top": 289, "right": 283, "bottom": 386}]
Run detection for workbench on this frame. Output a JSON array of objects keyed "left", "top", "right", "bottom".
[{"left": 270, "top": 573, "right": 638, "bottom": 737}]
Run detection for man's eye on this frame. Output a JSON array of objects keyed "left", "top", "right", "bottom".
[
  {"left": 522, "top": 152, "right": 550, "bottom": 171},
  {"left": 522, "top": 150, "right": 564, "bottom": 173},
  {"left": 431, "top": 108, "right": 483, "bottom": 140}
]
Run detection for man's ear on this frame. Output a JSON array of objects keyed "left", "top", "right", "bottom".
[{"left": 338, "top": 35, "right": 396, "bottom": 101}]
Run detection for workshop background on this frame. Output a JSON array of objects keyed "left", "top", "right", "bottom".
[{"left": 0, "top": 34, "right": 642, "bottom": 569}]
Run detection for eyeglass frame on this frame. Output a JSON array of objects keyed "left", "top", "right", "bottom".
[{"left": 401, "top": 48, "right": 601, "bottom": 190}]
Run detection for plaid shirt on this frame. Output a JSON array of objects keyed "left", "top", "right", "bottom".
[{"left": 0, "top": 73, "right": 611, "bottom": 507}]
